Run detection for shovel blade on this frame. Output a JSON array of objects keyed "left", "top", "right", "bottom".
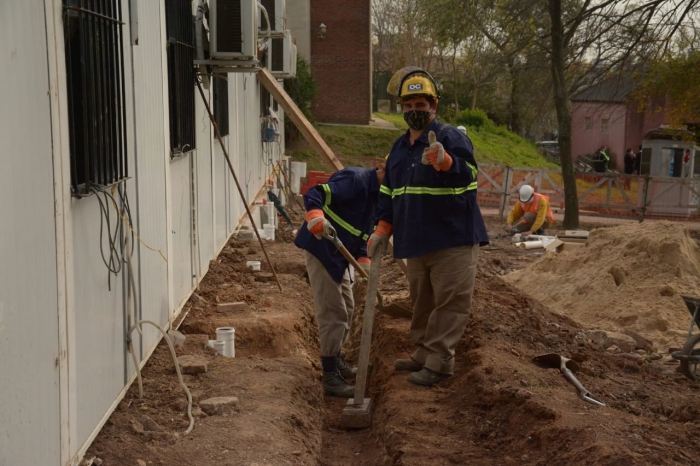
[
  {"left": 533, "top": 353, "right": 580, "bottom": 372},
  {"left": 376, "top": 303, "right": 413, "bottom": 319}
]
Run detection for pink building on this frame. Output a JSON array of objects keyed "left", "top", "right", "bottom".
[{"left": 571, "top": 77, "right": 669, "bottom": 170}]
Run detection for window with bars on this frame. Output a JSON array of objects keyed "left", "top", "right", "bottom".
[
  {"left": 213, "top": 74, "right": 230, "bottom": 137},
  {"left": 165, "top": 0, "right": 196, "bottom": 156},
  {"left": 260, "top": 82, "right": 271, "bottom": 117},
  {"left": 62, "top": 0, "right": 128, "bottom": 195}
]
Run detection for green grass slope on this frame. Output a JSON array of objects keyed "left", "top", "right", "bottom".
[{"left": 286, "top": 113, "right": 557, "bottom": 171}]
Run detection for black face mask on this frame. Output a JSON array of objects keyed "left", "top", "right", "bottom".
[{"left": 403, "top": 110, "right": 431, "bottom": 131}]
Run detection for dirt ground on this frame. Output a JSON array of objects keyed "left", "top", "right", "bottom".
[{"left": 84, "top": 213, "right": 700, "bottom": 466}]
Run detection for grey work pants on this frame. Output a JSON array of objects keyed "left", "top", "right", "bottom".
[
  {"left": 407, "top": 245, "right": 479, "bottom": 374},
  {"left": 514, "top": 212, "right": 551, "bottom": 233},
  {"left": 305, "top": 251, "right": 354, "bottom": 357}
]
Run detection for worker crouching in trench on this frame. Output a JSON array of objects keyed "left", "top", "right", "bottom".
[{"left": 506, "top": 185, "right": 555, "bottom": 236}]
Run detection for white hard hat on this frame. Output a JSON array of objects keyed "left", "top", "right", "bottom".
[
  {"left": 519, "top": 185, "right": 535, "bottom": 203},
  {"left": 457, "top": 125, "right": 467, "bottom": 135}
]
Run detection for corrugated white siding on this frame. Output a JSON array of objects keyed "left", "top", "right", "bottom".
[
  {"left": 0, "top": 2, "right": 61, "bottom": 465},
  {"left": 130, "top": 0, "right": 170, "bottom": 359},
  {"left": 2, "top": 1, "right": 286, "bottom": 464}
]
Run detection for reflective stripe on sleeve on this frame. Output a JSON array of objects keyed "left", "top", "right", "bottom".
[{"left": 320, "top": 184, "right": 369, "bottom": 241}]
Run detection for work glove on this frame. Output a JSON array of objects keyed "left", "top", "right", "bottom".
[
  {"left": 367, "top": 220, "right": 393, "bottom": 257},
  {"left": 305, "top": 209, "right": 331, "bottom": 239},
  {"left": 357, "top": 257, "right": 371, "bottom": 277},
  {"left": 421, "top": 131, "right": 453, "bottom": 171}
]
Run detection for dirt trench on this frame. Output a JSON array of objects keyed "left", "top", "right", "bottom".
[{"left": 85, "top": 216, "right": 700, "bottom": 466}]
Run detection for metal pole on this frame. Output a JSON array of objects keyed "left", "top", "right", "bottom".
[{"left": 195, "top": 79, "right": 283, "bottom": 292}]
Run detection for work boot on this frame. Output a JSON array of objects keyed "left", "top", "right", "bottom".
[
  {"left": 322, "top": 372, "right": 355, "bottom": 397},
  {"left": 337, "top": 353, "right": 357, "bottom": 379},
  {"left": 393, "top": 358, "right": 423, "bottom": 372},
  {"left": 408, "top": 368, "right": 451, "bottom": 387}
]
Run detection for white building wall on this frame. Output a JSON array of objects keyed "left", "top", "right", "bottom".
[
  {"left": 0, "top": 2, "right": 61, "bottom": 465},
  {"left": 1, "top": 1, "right": 287, "bottom": 465}
]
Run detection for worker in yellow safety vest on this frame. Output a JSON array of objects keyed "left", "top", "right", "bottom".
[{"left": 506, "top": 185, "right": 555, "bottom": 236}]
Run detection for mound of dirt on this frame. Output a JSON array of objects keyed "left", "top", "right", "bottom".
[{"left": 505, "top": 221, "right": 700, "bottom": 350}]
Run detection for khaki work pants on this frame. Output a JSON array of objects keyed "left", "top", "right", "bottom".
[
  {"left": 514, "top": 212, "right": 551, "bottom": 233},
  {"left": 407, "top": 245, "right": 479, "bottom": 374},
  {"left": 305, "top": 251, "right": 354, "bottom": 357}
]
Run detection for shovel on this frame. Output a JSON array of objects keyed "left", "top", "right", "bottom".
[
  {"left": 533, "top": 353, "right": 606, "bottom": 407},
  {"left": 321, "top": 228, "right": 413, "bottom": 319}
]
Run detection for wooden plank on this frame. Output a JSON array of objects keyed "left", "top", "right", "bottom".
[
  {"left": 217, "top": 302, "right": 249, "bottom": 313},
  {"left": 257, "top": 67, "right": 343, "bottom": 172}
]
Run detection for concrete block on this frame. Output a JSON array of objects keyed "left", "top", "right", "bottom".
[
  {"left": 341, "top": 398, "right": 373, "bottom": 429},
  {"left": 200, "top": 396, "right": 240, "bottom": 415},
  {"left": 177, "top": 355, "right": 208, "bottom": 374}
]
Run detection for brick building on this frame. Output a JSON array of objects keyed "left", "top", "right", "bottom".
[{"left": 287, "top": 0, "right": 372, "bottom": 125}]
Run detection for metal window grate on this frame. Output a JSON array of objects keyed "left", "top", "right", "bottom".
[
  {"left": 63, "top": 0, "right": 128, "bottom": 195},
  {"left": 216, "top": 0, "right": 243, "bottom": 53},
  {"left": 271, "top": 37, "right": 284, "bottom": 71},
  {"left": 213, "top": 74, "right": 230, "bottom": 137},
  {"left": 260, "top": 82, "right": 271, "bottom": 117},
  {"left": 166, "top": 0, "right": 196, "bottom": 155}
]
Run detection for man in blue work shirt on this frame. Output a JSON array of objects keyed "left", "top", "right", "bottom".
[
  {"left": 368, "top": 67, "right": 489, "bottom": 387},
  {"left": 295, "top": 163, "right": 384, "bottom": 397}
]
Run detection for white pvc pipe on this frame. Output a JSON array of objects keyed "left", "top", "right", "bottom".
[
  {"left": 216, "top": 327, "right": 235, "bottom": 358},
  {"left": 520, "top": 241, "right": 544, "bottom": 250}
]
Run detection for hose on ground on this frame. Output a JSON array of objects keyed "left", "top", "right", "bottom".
[{"left": 127, "top": 320, "right": 195, "bottom": 435}]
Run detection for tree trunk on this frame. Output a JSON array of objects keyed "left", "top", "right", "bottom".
[
  {"left": 453, "top": 45, "right": 459, "bottom": 114},
  {"left": 507, "top": 60, "right": 521, "bottom": 134},
  {"left": 471, "top": 86, "right": 478, "bottom": 109},
  {"left": 549, "top": 0, "right": 579, "bottom": 229}
]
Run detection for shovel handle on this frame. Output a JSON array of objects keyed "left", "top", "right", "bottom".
[
  {"left": 562, "top": 367, "right": 606, "bottom": 407},
  {"left": 321, "top": 229, "right": 369, "bottom": 279}
]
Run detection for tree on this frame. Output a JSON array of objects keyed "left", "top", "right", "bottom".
[
  {"left": 545, "top": 0, "right": 699, "bottom": 228},
  {"left": 633, "top": 26, "right": 700, "bottom": 128}
]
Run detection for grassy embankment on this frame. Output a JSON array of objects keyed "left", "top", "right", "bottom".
[{"left": 286, "top": 112, "right": 558, "bottom": 171}]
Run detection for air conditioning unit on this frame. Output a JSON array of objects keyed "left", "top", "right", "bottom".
[
  {"left": 268, "top": 31, "right": 296, "bottom": 79},
  {"left": 288, "top": 42, "right": 297, "bottom": 77},
  {"left": 258, "top": 0, "right": 286, "bottom": 36},
  {"left": 210, "top": 0, "right": 257, "bottom": 60}
]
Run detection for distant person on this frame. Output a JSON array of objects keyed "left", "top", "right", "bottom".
[
  {"left": 593, "top": 146, "right": 609, "bottom": 173},
  {"left": 623, "top": 148, "right": 635, "bottom": 189},
  {"left": 683, "top": 149, "right": 692, "bottom": 177},
  {"left": 457, "top": 125, "right": 468, "bottom": 136},
  {"left": 624, "top": 148, "right": 635, "bottom": 175},
  {"left": 506, "top": 185, "right": 555, "bottom": 236},
  {"left": 634, "top": 145, "right": 642, "bottom": 175}
]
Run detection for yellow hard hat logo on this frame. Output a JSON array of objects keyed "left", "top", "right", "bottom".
[{"left": 407, "top": 83, "right": 423, "bottom": 91}]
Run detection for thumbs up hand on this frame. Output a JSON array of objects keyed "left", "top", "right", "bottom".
[{"left": 421, "top": 131, "right": 453, "bottom": 171}]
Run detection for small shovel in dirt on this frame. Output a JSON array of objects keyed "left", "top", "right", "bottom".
[
  {"left": 321, "top": 228, "right": 413, "bottom": 319},
  {"left": 533, "top": 353, "right": 606, "bottom": 408}
]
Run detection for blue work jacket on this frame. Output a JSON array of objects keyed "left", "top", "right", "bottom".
[
  {"left": 295, "top": 167, "right": 379, "bottom": 282},
  {"left": 377, "top": 119, "right": 489, "bottom": 259}
]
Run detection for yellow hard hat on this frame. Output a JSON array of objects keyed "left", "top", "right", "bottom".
[
  {"left": 387, "top": 67, "right": 440, "bottom": 103},
  {"left": 399, "top": 75, "right": 439, "bottom": 103}
]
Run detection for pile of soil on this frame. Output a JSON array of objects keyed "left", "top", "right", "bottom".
[{"left": 506, "top": 221, "right": 700, "bottom": 350}]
